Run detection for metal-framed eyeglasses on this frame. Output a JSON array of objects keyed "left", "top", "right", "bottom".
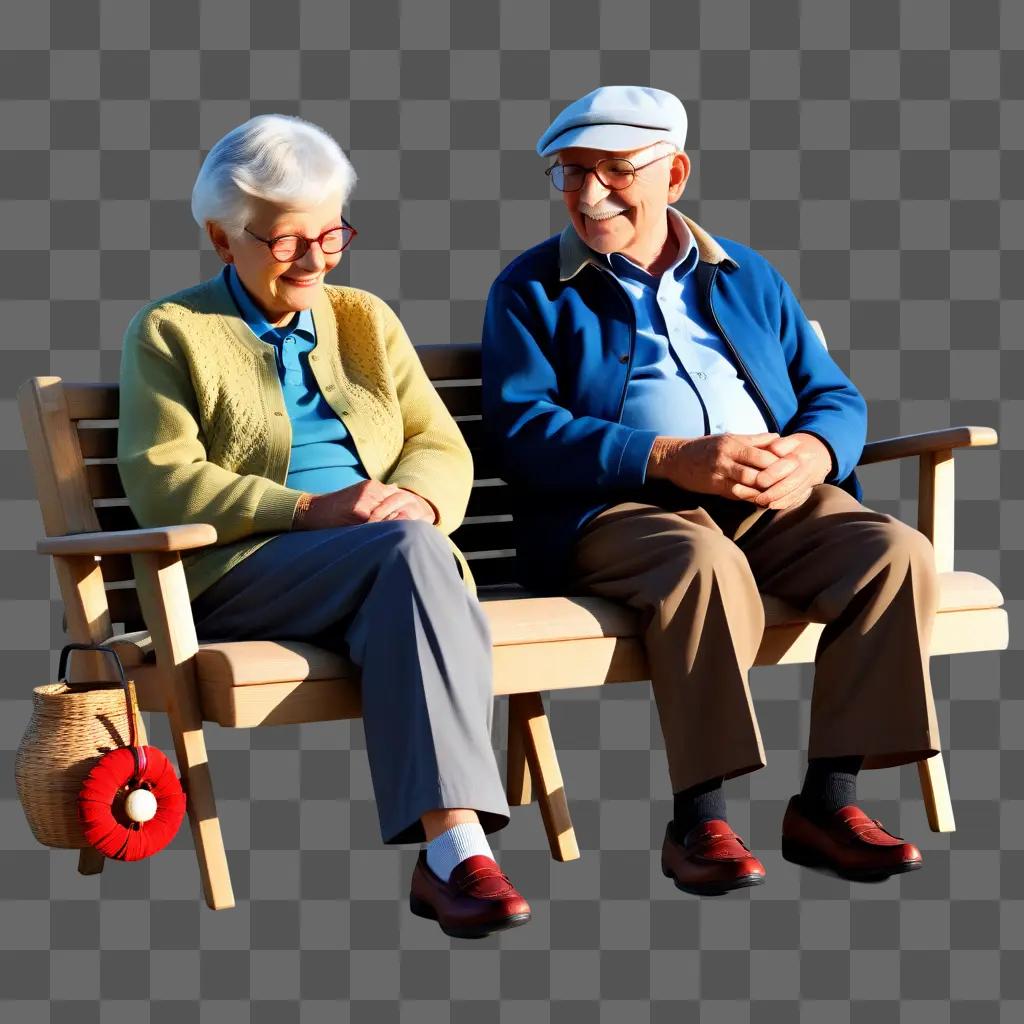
[
  {"left": 244, "top": 216, "right": 358, "bottom": 262},
  {"left": 545, "top": 152, "right": 673, "bottom": 193}
]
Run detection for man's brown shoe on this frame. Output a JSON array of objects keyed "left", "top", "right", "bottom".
[
  {"left": 781, "top": 795, "right": 923, "bottom": 881},
  {"left": 409, "top": 852, "right": 531, "bottom": 939},
  {"left": 661, "top": 819, "right": 767, "bottom": 896}
]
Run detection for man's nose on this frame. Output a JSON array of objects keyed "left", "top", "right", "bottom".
[{"left": 578, "top": 170, "right": 610, "bottom": 205}]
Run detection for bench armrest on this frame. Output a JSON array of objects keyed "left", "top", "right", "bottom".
[
  {"left": 38, "top": 523, "right": 218, "bottom": 557},
  {"left": 856, "top": 425, "right": 998, "bottom": 575},
  {"left": 858, "top": 426, "right": 998, "bottom": 467}
]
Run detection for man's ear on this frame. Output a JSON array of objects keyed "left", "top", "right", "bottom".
[
  {"left": 667, "top": 151, "right": 690, "bottom": 204},
  {"left": 206, "top": 221, "right": 233, "bottom": 263}
]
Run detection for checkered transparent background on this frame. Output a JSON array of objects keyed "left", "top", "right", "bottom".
[{"left": 1, "top": 1, "right": 1022, "bottom": 1020}]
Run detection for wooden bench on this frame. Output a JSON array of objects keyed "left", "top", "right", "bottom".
[{"left": 18, "top": 323, "right": 1008, "bottom": 911}]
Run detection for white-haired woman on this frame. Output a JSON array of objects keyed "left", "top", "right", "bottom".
[{"left": 117, "top": 114, "right": 530, "bottom": 938}]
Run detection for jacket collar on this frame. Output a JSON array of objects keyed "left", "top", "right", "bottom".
[
  {"left": 224, "top": 264, "right": 315, "bottom": 343},
  {"left": 558, "top": 208, "right": 739, "bottom": 282},
  {"left": 204, "top": 265, "right": 337, "bottom": 360}
]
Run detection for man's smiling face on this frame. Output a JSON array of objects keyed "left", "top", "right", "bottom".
[{"left": 557, "top": 142, "right": 690, "bottom": 260}]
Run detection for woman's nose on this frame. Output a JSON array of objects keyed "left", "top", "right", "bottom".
[{"left": 297, "top": 242, "right": 327, "bottom": 272}]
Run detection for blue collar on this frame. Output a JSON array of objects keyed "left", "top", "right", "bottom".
[
  {"left": 607, "top": 206, "right": 699, "bottom": 284},
  {"left": 224, "top": 264, "right": 315, "bottom": 343},
  {"left": 558, "top": 208, "right": 739, "bottom": 282}
]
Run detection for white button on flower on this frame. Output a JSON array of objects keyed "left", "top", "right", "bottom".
[{"left": 125, "top": 787, "right": 158, "bottom": 823}]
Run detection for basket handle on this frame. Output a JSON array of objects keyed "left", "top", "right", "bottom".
[{"left": 57, "top": 642, "right": 147, "bottom": 778}]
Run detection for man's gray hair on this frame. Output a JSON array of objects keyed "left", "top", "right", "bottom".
[
  {"left": 191, "top": 114, "right": 357, "bottom": 238},
  {"left": 640, "top": 139, "right": 682, "bottom": 159}
]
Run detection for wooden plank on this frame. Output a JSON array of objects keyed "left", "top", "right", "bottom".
[
  {"left": 506, "top": 702, "right": 532, "bottom": 806},
  {"left": 465, "top": 555, "right": 519, "bottom": 587},
  {"left": 458, "top": 417, "right": 485, "bottom": 449},
  {"left": 133, "top": 550, "right": 235, "bottom": 910},
  {"left": 466, "top": 484, "right": 512, "bottom": 518},
  {"left": 434, "top": 385, "right": 481, "bottom": 417},
  {"left": 450, "top": 519, "right": 516, "bottom": 553},
  {"left": 63, "top": 383, "right": 119, "bottom": 422},
  {"left": 918, "top": 450, "right": 955, "bottom": 573},
  {"left": 860, "top": 426, "right": 998, "bottom": 467},
  {"left": 918, "top": 753, "right": 955, "bottom": 833},
  {"left": 416, "top": 343, "right": 481, "bottom": 381},
  {"left": 78, "top": 426, "right": 119, "bottom": 459},
  {"left": 468, "top": 445, "right": 502, "bottom": 480},
  {"left": 107, "top": 586, "right": 145, "bottom": 630},
  {"left": 86, "top": 463, "right": 125, "bottom": 500},
  {"left": 97, "top": 553, "right": 135, "bottom": 583},
  {"left": 17, "top": 378, "right": 100, "bottom": 536},
  {"left": 95, "top": 503, "right": 140, "bottom": 532},
  {"left": 508, "top": 692, "right": 579, "bottom": 862}
]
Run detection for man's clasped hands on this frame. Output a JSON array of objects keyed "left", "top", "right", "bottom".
[
  {"left": 647, "top": 430, "right": 835, "bottom": 512},
  {"left": 293, "top": 430, "right": 833, "bottom": 530}
]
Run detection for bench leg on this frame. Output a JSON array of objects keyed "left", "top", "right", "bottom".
[
  {"left": 135, "top": 552, "right": 235, "bottom": 910},
  {"left": 74, "top": 682, "right": 153, "bottom": 878},
  {"left": 508, "top": 692, "right": 580, "bottom": 862},
  {"left": 506, "top": 698, "right": 532, "bottom": 805},
  {"left": 166, "top": 708, "right": 236, "bottom": 909},
  {"left": 917, "top": 750, "right": 955, "bottom": 832},
  {"left": 78, "top": 847, "right": 105, "bottom": 875}
]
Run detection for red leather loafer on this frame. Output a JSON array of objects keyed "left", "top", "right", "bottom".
[
  {"left": 661, "top": 819, "right": 767, "bottom": 896},
  {"left": 781, "top": 795, "right": 923, "bottom": 881},
  {"left": 409, "top": 852, "right": 531, "bottom": 939}
]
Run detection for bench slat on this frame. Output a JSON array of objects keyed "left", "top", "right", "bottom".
[
  {"left": 451, "top": 519, "right": 515, "bottom": 553},
  {"left": 98, "top": 553, "right": 135, "bottom": 583},
  {"left": 466, "top": 484, "right": 511, "bottom": 518},
  {"left": 415, "top": 343, "right": 481, "bottom": 380},
  {"left": 86, "top": 462, "right": 125, "bottom": 499},
  {"left": 434, "top": 384, "right": 481, "bottom": 417},
  {"left": 106, "top": 586, "right": 146, "bottom": 632},
  {"left": 64, "top": 383, "right": 119, "bottom": 422},
  {"left": 95, "top": 503, "right": 139, "bottom": 532},
  {"left": 78, "top": 426, "right": 119, "bottom": 459},
  {"left": 466, "top": 556, "right": 519, "bottom": 587}
]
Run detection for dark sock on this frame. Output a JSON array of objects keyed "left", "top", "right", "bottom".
[
  {"left": 672, "top": 776, "right": 727, "bottom": 840},
  {"left": 800, "top": 755, "right": 864, "bottom": 818}
]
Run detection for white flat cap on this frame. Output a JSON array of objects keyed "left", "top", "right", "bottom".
[{"left": 536, "top": 85, "right": 688, "bottom": 158}]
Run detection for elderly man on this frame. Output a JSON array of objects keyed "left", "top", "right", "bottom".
[{"left": 482, "top": 86, "right": 941, "bottom": 895}]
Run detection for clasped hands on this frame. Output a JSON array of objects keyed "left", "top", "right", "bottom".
[
  {"left": 294, "top": 480, "right": 438, "bottom": 530},
  {"left": 647, "top": 430, "right": 834, "bottom": 512}
]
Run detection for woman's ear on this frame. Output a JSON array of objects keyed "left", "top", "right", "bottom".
[{"left": 206, "top": 221, "right": 234, "bottom": 263}]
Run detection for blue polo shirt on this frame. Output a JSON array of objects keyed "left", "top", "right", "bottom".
[
  {"left": 608, "top": 208, "right": 770, "bottom": 437},
  {"left": 224, "top": 264, "right": 368, "bottom": 494}
]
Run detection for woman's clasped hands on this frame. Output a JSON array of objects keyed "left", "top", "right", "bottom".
[{"left": 294, "top": 480, "right": 438, "bottom": 530}]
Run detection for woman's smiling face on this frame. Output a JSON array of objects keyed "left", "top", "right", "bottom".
[{"left": 207, "top": 192, "right": 345, "bottom": 328}]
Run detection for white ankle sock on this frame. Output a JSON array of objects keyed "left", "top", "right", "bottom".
[{"left": 425, "top": 821, "right": 494, "bottom": 882}]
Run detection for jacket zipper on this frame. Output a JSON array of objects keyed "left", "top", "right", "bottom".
[
  {"left": 594, "top": 268, "right": 638, "bottom": 422},
  {"left": 705, "top": 264, "right": 779, "bottom": 432}
]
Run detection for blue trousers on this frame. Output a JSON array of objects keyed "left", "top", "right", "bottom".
[{"left": 189, "top": 519, "right": 511, "bottom": 845}]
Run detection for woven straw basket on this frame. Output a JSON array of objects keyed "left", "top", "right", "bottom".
[{"left": 15, "top": 642, "right": 142, "bottom": 849}]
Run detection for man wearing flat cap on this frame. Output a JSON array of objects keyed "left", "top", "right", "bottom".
[{"left": 482, "top": 85, "right": 942, "bottom": 894}]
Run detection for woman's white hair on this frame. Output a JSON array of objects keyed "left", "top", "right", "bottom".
[{"left": 191, "top": 114, "right": 357, "bottom": 238}]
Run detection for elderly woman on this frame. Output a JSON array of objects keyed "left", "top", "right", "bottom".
[{"left": 117, "top": 114, "right": 529, "bottom": 938}]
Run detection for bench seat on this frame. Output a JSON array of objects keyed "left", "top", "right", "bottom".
[{"left": 103, "top": 570, "right": 1006, "bottom": 729}]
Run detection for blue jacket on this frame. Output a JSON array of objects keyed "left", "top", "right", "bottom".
[{"left": 481, "top": 213, "right": 868, "bottom": 594}]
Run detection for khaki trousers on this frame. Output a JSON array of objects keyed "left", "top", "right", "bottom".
[{"left": 566, "top": 482, "right": 942, "bottom": 793}]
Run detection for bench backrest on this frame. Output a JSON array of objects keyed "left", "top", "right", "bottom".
[
  {"left": 19, "top": 323, "right": 828, "bottom": 636},
  {"left": 19, "top": 343, "right": 511, "bottom": 635}
]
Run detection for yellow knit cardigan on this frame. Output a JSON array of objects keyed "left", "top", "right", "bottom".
[{"left": 117, "top": 271, "right": 476, "bottom": 603}]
